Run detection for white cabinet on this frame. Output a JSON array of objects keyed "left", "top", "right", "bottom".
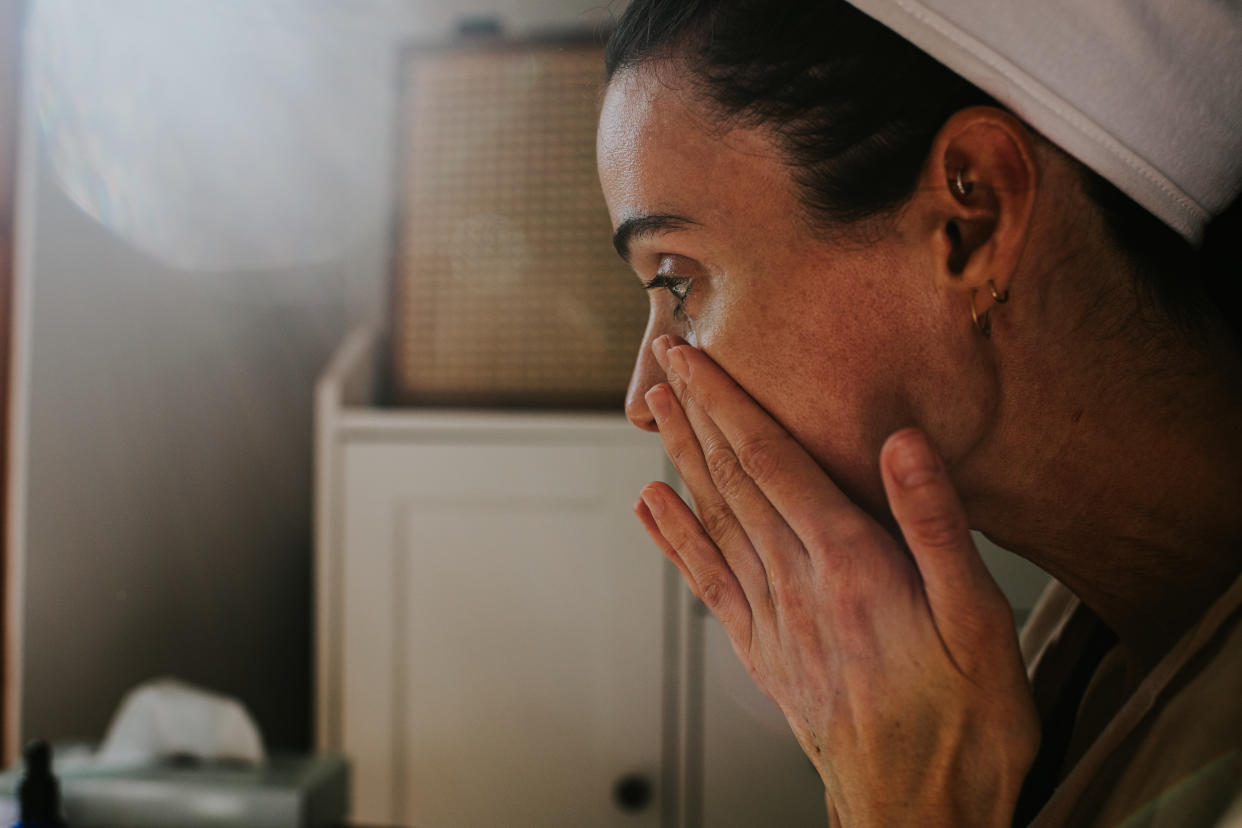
[
  {"left": 315, "top": 328, "right": 836, "bottom": 827},
  {"left": 340, "top": 437, "right": 672, "bottom": 827},
  {"left": 317, "top": 329, "right": 682, "bottom": 826}
]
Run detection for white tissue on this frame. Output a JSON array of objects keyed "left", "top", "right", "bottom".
[{"left": 94, "top": 678, "right": 266, "bottom": 766}]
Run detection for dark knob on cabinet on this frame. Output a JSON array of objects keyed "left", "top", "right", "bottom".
[{"left": 612, "top": 772, "right": 654, "bottom": 813}]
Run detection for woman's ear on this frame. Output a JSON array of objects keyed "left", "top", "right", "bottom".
[{"left": 918, "top": 107, "right": 1039, "bottom": 323}]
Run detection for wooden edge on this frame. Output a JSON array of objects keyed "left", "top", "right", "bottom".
[
  {"left": 314, "top": 325, "right": 382, "bottom": 752},
  {"left": 2, "top": 0, "right": 28, "bottom": 766}
]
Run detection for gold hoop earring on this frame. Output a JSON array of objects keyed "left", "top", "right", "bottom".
[
  {"left": 971, "top": 290, "right": 992, "bottom": 338},
  {"left": 989, "top": 280, "right": 1009, "bottom": 303}
]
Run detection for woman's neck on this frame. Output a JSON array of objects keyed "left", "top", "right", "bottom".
[{"left": 964, "top": 321, "right": 1242, "bottom": 678}]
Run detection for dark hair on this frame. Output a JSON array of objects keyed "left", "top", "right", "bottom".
[{"left": 605, "top": 0, "right": 1242, "bottom": 347}]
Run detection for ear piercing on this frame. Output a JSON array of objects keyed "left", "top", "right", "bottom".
[
  {"left": 971, "top": 280, "right": 1009, "bottom": 338},
  {"left": 953, "top": 168, "right": 973, "bottom": 198},
  {"left": 971, "top": 291, "right": 991, "bottom": 337},
  {"left": 952, "top": 169, "right": 1007, "bottom": 337}
]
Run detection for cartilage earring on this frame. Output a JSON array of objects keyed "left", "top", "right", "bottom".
[{"left": 953, "top": 169, "right": 973, "bottom": 198}]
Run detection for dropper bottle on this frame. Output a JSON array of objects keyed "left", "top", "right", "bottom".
[{"left": 14, "top": 741, "right": 66, "bottom": 827}]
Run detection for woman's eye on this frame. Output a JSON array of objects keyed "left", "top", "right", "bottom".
[{"left": 642, "top": 273, "right": 693, "bottom": 320}]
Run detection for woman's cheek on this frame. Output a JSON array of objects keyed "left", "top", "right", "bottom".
[
  {"left": 686, "top": 293, "right": 744, "bottom": 362},
  {"left": 683, "top": 291, "right": 725, "bottom": 351}
]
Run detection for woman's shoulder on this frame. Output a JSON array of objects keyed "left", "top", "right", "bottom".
[
  {"left": 1091, "top": 595, "right": 1242, "bottom": 827},
  {"left": 1028, "top": 572, "right": 1242, "bottom": 827}
]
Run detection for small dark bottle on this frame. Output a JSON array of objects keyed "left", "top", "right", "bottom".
[{"left": 14, "top": 741, "right": 67, "bottom": 828}]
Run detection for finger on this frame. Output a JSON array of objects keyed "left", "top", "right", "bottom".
[
  {"left": 880, "top": 428, "right": 1011, "bottom": 665},
  {"left": 634, "top": 493, "right": 698, "bottom": 592},
  {"left": 663, "top": 342, "right": 872, "bottom": 562},
  {"left": 650, "top": 367, "right": 808, "bottom": 596},
  {"left": 639, "top": 482, "right": 754, "bottom": 641},
  {"left": 646, "top": 381, "right": 775, "bottom": 616}
]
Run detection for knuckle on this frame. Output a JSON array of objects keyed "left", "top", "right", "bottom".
[
  {"left": 704, "top": 442, "right": 747, "bottom": 493},
  {"left": 832, "top": 516, "right": 876, "bottom": 550},
  {"left": 734, "top": 435, "right": 784, "bottom": 484},
  {"left": 908, "top": 509, "right": 967, "bottom": 549},
  {"left": 699, "top": 503, "right": 739, "bottom": 544},
  {"left": 779, "top": 594, "right": 818, "bottom": 641},
  {"left": 813, "top": 559, "right": 868, "bottom": 630},
  {"left": 663, "top": 518, "right": 696, "bottom": 550},
  {"left": 807, "top": 515, "right": 872, "bottom": 567},
  {"left": 799, "top": 523, "right": 837, "bottom": 556},
  {"left": 766, "top": 569, "right": 794, "bottom": 605},
  {"left": 766, "top": 565, "right": 805, "bottom": 613},
  {"left": 834, "top": 589, "right": 874, "bottom": 643},
  {"left": 697, "top": 571, "right": 731, "bottom": 610},
  {"left": 666, "top": 438, "right": 698, "bottom": 471}
]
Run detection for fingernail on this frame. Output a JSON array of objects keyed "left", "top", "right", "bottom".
[
  {"left": 891, "top": 431, "right": 938, "bottom": 487},
  {"left": 667, "top": 346, "right": 689, "bottom": 382},
  {"left": 641, "top": 487, "right": 665, "bottom": 518},
  {"left": 646, "top": 384, "right": 671, "bottom": 421},
  {"left": 652, "top": 336, "right": 672, "bottom": 372}
]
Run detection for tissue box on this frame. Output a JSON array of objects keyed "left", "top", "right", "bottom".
[{"left": 1, "top": 753, "right": 348, "bottom": 828}]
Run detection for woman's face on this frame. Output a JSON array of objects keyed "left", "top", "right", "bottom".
[{"left": 597, "top": 65, "right": 986, "bottom": 513}]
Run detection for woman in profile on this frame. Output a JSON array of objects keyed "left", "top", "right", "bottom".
[{"left": 596, "top": 0, "right": 1242, "bottom": 824}]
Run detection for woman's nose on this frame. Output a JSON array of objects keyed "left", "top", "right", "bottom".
[
  {"left": 625, "top": 347, "right": 662, "bottom": 432},
  {"left": 625, "top": 336, "right": 665, "bottom": 432}
]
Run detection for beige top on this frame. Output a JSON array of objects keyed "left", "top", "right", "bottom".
[{"left": 1019, "top": 572, "right": 1242, "bottom": 827}]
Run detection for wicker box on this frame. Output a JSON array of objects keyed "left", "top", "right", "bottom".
[{"left": 389, "top": 39, "right": 646, "bottom": 408}]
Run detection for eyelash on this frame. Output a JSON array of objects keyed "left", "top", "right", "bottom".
[{"left": 642, "top": 273, "right": 692, "bottom": 320}]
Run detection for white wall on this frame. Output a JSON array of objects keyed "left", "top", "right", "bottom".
[{"left": 13, "top": 0, "right": 622, "bottom": 752}]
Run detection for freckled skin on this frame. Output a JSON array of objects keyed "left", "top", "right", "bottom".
[
  {"left": 597, "top": 64, "right": 994, "bottom": 517},
  {"left": 604, "top": 68, "right": 1048, "bottom": 818},
  {"left": 602, "top": 54, "right": 1242, "bottom": 828},
  {"left": 598, "top": 60, "right": 1242, "bottom": 682}
]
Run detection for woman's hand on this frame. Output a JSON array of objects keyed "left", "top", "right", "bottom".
[{"left": 634, "top": 336, "right": 1039, "bottom": 828}]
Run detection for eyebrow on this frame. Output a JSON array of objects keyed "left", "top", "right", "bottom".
[{"left": 611, "top": 214, "right": 700, "bottom": 263}]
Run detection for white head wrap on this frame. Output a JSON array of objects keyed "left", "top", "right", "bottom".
[{"left": 844, "top": 0, "right": 1242, "bottom": 246}]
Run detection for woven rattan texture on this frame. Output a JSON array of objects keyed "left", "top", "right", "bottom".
[{"left": 391, "top": 44, "right": 646, "bottom": 408}]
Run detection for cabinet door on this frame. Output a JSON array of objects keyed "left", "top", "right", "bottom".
[{"left": 339, "top": 436, "right": 669, "bottom": 827}]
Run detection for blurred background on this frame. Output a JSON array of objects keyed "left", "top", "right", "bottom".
[
  {"left": 0, "top": 1, "right": 1050, "bottom": 825},
  {"left": 11, "top": 0, "right": 618, "bottom": 754}
]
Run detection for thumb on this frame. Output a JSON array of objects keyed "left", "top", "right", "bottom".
[{"left": 880, "top": 428, "right": 1012, "bottom": 667}]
